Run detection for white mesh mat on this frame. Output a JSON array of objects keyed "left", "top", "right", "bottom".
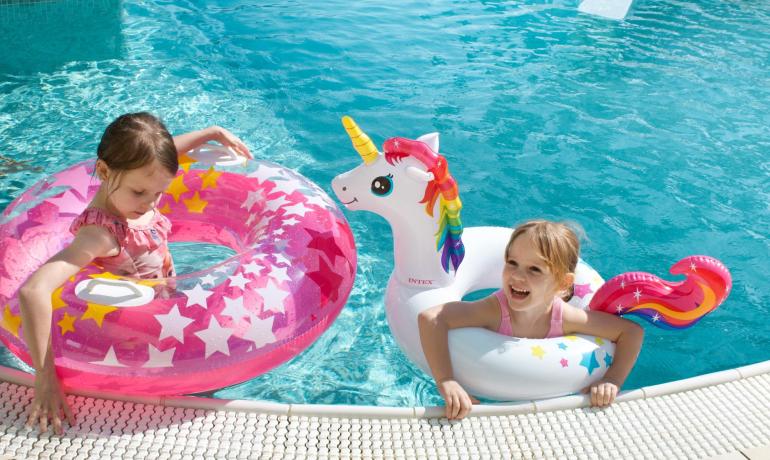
[{"left": 1, "top": 362, "right": 768, "bottom": 459}]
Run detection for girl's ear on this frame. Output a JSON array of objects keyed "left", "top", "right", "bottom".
[{"left": 95, "top": 160, "right": 110, "bottom": 181}]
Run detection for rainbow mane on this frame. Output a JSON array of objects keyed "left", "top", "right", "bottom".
[
  {"left": 588, "top": 255, "right": 732, "bottom": 329},
  {"left": 382, "top": 137, "right": 465, "bottom": 273}
]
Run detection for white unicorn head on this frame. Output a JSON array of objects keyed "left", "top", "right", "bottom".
[{"left": 332, "top": 116, "right": 464, "bottom": 288}]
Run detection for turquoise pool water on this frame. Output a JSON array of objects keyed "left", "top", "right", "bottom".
[{"left": 1, "top": 0, "right": 768, "bottom": 406}]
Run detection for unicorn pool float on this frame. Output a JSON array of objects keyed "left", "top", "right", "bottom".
[
  {"left": 331, "top": 116, "right": 732, "bottom": 401},
  {"left": 0, "top": 146, "right": 356, "bottom": 395}
]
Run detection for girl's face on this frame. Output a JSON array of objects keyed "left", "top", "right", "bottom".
[
  {"left": 98, "top": 160, "right": 176, "bottom": 220},
  {"left": 502, "top": 234, "right": 571, "bottom": 312}
]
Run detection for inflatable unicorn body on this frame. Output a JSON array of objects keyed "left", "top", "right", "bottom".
[{"left": 331, "top": 116, "right": 732, "bottom": 401}]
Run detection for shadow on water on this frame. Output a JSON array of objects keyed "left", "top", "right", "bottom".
[{"left": 0, "top": 0, "right": 125, "bottom": 75}]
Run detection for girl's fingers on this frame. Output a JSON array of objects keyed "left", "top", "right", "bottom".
[
  {"left": 39, "top": 413, "right": 48, "bottom": 433},
  {"left": 63, "top": 400, "right": 76, "bottom": 426},
  {"left": 52, "top": 414, "right": 63, "bottom": 435},
  {"left": 27, "top": 407, "right": 39, "bottom": 427}
]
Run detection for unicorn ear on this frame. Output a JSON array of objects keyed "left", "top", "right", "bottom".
[
  {"left": 417, "top": 132, "right": 439, "bottom": 153},
  {"left": 406, "top": 166, "right": 434, "bottom": 183}
]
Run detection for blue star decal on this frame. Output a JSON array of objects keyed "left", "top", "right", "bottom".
[
  {"left": 558, "top": 343, "right": 568, "bottom": 350},
  {"left": 604, "top": 352, "right": 613, "bottom": 368},
  {"left": 580, "top": 351, "right": 600, "bottom": 375}
]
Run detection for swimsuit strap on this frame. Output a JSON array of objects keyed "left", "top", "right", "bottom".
[
  {"left": 494, "top": 289, "right": 512, "bottom": 336},
  {"left": 545, "top": 296, "right": 565, "bottom": 338}
]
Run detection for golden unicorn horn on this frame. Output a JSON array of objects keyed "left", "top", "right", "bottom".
[{"left": 342, "top": 116, "right": 378, "bottom": 165}]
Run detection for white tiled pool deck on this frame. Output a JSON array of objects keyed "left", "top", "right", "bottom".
[{"left": 1, "top": 361, "right": 768, "bottom": 459}]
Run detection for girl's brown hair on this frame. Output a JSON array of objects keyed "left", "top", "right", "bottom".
[
  {"left": 506, "top": 220, "right": 580, "bottom": 301},
  {"left": 97, "top": 112, "right": 178, "bottom": 177}
]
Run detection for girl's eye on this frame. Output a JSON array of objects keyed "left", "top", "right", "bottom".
[
  {"left": 133, "top": 191, "right": 144, "bottom": 196},
  {"left": 529, "top": 266, "right": 542, "bottom": 274},
  {"left": 506, "top": 260, "right": 517, "bottom": 267}
]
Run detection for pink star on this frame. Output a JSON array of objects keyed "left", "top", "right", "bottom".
[
  {"left": 573, "top": 283, "right": 594, "bottom": 298},
  {"left": 50, "top": 164, "right": 94, "bottom": 200},
  {"left": 560, "top": 358, "right": 569, "bottom": 368}
]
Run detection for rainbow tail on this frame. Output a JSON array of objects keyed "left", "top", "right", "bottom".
[{"left": 588, "top": 256, "right": 732, "bottom": 329}]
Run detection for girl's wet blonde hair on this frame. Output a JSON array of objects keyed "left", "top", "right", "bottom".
[{"left": 505, "top": 219, "right": 581, "bottom": 301}]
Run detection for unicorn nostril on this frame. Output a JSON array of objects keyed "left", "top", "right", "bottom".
[{"left": 342, "top": 186, "right": 347, "bottom": 191}]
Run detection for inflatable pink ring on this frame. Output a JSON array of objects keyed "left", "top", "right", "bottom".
[{"left": 0, "top": 148, "right": 356, "bottom": 395}]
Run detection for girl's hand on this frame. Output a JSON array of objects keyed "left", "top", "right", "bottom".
[
  {"left": 437, "top": 379, "right": 479, "bottom": 420},
  {"left": 27, "top": 369, "right": 75, "bottom": 435},
  {"left": 582, "top": 380, "right": 619, "bottom": 407},
  {"left": 210, "top": 126, "right": 252, "bottom": 160}
]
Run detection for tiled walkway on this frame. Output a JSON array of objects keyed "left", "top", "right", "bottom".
[{"left": 1, "top": 361, "right": 768, "bottom": 459}]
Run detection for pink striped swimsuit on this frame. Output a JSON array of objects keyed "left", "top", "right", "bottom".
[
  {"left": 494, "top": 290, "right": 565, "bottom": 338},
  {"left": 70, "top": 208, "right": 175, "bottom": 279}
]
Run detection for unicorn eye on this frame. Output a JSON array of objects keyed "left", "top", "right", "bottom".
[{"left": 371, "top": 175, "right": 393, "bottom": 197}]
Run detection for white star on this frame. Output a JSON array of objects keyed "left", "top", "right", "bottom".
[
  {"left": 633, "top": 288, "right": 642, "bottom": 302},
  {"left": 228, "top": 272, "right": 251, "bottom": 289},
  {"left": 220, "top": 295, "right": 250, "bottom": 321},
  {"left": 304, "top": 194, "right": 334, "bottom": 209},
  {"left": 90, "top": 346, "right": 127, "bottom": 367},
  {"left": 143, "top": 345, "right": 176, "bottom": 368},
  {"left": 270, "top": 179, "right": 300, "bottom": 196},
  {"left": 258, "top": 280, "right": 290, "bottom": 314},
  {"left": 652, "top": 313, "right": 660, "bottom": 322},
  {"left": 283, "top": 203, "right": 310, "bottom": 217},
  {"left": 273, "top": 228, "right": 285, "bottom": 236},
  {"left": 272, "top": 253, "right": 291, "bottom": 266},
  {"left": 269, "top": 265, "right": 291, "bottom": 284},
  {"left": 241, "top": 190, "right": 265, "bottom": 212},
  {"left": 252, "top": 164, "right": 289, "bottom": 179},
  {"left": 690, "top": 262, "right": 697, "bottom": 271},
  {"left": 155, "top": 304, "right": 195, "bottom": 343},
  {"left": 246, "top": 212, "right": 261, "bottom": 227},
  {"left": 282, "top": 217, "right": 299, "bottom": 226},
  {"left": 194, "top": 316, "right": 234, "bottom": 358},
  {"left": 264, "top": 195, "right": 290, "bottom": 211},
  {"left": 199, "top": 273, "right": 218, "bottom": 286},
  {"left": 240, "top": 315, "right": 276, "bottom": 349},
  {"left": 183, "top": 283, "right": 214, "bottom": 309},
  {"left": 243, "top": 261, "right": 263, "bottom": 275},
  {"left": 620, "top": 280, "right": 626, "bottom": 290},
  {"left": 615, "top": 304, "right": 624, "bottom": 313}
]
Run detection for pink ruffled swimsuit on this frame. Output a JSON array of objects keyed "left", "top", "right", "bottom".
[
  {"left": 70, "top": 208, "right": 175, "bottom": 279},
  {"left": 494, "top": 290, "right": 564, "bottom": 338}
]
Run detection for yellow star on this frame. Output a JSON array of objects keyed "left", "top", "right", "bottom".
[
  {"left": 178, "top": 152, "right": 196, "bottom": 172},
  {"left": 166, "top": 174, "right": 189, "bottom": 202},
  {"left": 1, "top": 305, "right": 21, "bottom": 338},
  {"left": 159, "top": 203, "right": 172, "bottom": 215},
  {"left": 51, "top": 286, "right": 67, "bottom": 311},
  {"left": 183, "top": 191, "right": 208, "bottom": 213},
  {"left": 531, "top": 345, "right": 546, "bottom": 359},
  {"left": 57, "top": 312, "right": 76, "bottom": 335},
  {"left": 564, "top": 335, "right": 579, "bottom": 341},
  {"left": 200, "top": 167, "right": 222, "bottom": 190},
  {"left": 594, "top": 337, "right": 605, "bottom": 345},
  {"left": 80, "top": 303, "right": 117, "bottom": 328}
]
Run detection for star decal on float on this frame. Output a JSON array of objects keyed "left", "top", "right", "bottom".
[
  {"left": 604, "top": 352, "right": 613, "bottom": 368},
  {"left": 271, "top": 253, "right": 291, "bottom": 266},
  {"left": 257, "top": 280, "right": 289, "bottom": 314},
  {"left": 183, "top": 191, "right": 208, "bottom": 214},
  {"left": 243, "top": 261, "right": 263, "bottom": 276},
  {"left": 166, "top": 174, "right": 189, "bottom": 202},
  {"left": 57, "top": 313, "right": 76, "bottom": 335},
  {"left": 564, "top": 335, "right": 579, "bottom": 341},
  {"left": 220, "top": 296, "right": 250, "bottom": 321},
  {"left": 306, "top": 256, "right": 344, "bottom": 303},
  {"left": 269, "top": 265, "right": 291, "bottom": 284},
  {"left": 253, "top": 164, "right": 289, "bottom": 180},
  {"left": 269, "top": 178, "right": 300, "bottom": 196},
  {"left": 90, "top": 346, "right": 126, "bottom": 367},
  {"left": 615, "top": 304, "right": 624, "bottom": 313},
  {"left": 228, "top": 272, "right": 251, "bottom": 290},
  {"left": 1, "top": 305, "right": 21, "bottom": 338},
  {"left": 182, "top": 283, "right": 214, "bottom": 309},
  {"left": 143, "top": 345, "right": 176, "bottom": 368},
  {"left": 177, "top": 152, "right": 196, "bottom": 172},
  {"left": 159, "top": 203, "right": 172, "bottom": 214},
  {"left": 81, "top": 303, "right": 118, "bottom": 328},
  {"left": 240, "top": 315, "right": 276, "bottom": 349},
  {"left": 560, "top": 358, "right": 569, "bottom": 368},
  {"left": 51, "top": 286, "right": 68, "bottom": 311},
  {"left": 579, "top": 350, "right": 600, "bottom": 375},
  {"left": 305, "top": 228, "right": 345, "bottom": 262},
  {"left": 199, "top": 273, "right": 218, "bottom": 286},
  {"left": 303, "top": 193, "right": 335, "bottom": 209},
  {"left": 594, "top": 337, "right": 605, "bottom": 345},
  {"left": 633, "top": 288, "right": 642, "bottom": 302},
  {"left": 264, "top": 195, "right": 290, "bottom": 212},
  {"left": 154, "top": 304, "right": 194, "bottom": 343},
  {"left": 194, "top": 316, "right": 234, "bottom": 358},
  {"left": 50, "top": 164, "right": 92, "bottom": 199},
  {"left": 573, "top": 283, "right": 593, "bottom": 298},
  {"left": 242, "top": 190, "right": 265, "bottom": 212},
  {"left": 531, "top": 346, "right": 546, "bottom": 359},
  {"left": 558, "top": 343, "right": 568, "bottom": 350},
  {"left": 282, "top": 217, "right": 299, "bottom": 227},
  {"left": 200, "top": 167, "right": 222, "bottom": 190},
  {"left": 283, "top": 202, "right": 310, "bottom": 218}
]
